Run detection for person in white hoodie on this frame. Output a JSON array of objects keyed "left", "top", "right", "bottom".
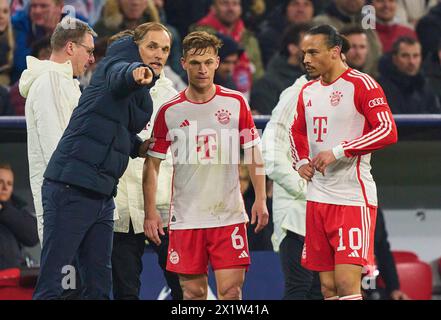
[
  {"left": 262, "top": 73, "right": 322, "bottom": 300},
  {"left": 19, "top": 17, "right": 96, "bottom": 244},
  {"left": 108, "top": 25, "right": 182, "bottom": 300}
]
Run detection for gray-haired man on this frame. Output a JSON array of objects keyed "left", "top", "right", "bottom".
[{"left": 20, "top": 16, "right": 96, "bottom": 245}]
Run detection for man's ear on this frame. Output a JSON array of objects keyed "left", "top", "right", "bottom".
[
  {"left": 180, "top": 56, "right": 186, "bottom": 70},
  {"left": 65, "top": 41, "right": 75, "bottom": 56},
  {"left": 215, "top": 56, "right": 220, "bottom": 70},
  {"left": 331, "top": 46, "right": 341, "bottom": 60}
]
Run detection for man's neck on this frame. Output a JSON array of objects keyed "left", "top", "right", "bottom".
[
  {"left": 321, "top": 61, "right": 348, "bottom": 84},
  {"left": 186, "top": 83, "right": 216, "bottom": 103},
  {"left": 49, "top": 53, "right": 70, "bottom": 65}
]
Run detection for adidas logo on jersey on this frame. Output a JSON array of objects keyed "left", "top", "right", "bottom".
[
  {"left": 238, "top": 251, "right": 249, "bottom": 259},
  {"left": 180, "top": 119, "right": 190, "bottom": 128},
  {"left": 306, "top": 99, "right": 312, "bottom": 107},
  {"left": 348, "top": 250, "right": 360, "bottom": 258}
]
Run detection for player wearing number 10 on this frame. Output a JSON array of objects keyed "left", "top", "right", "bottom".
[
  {"left": 143, "top": 31, "right": 269, "bottom": 300},
  {"left": 290, "top": 25, "right": 398, "bottom": 300}
]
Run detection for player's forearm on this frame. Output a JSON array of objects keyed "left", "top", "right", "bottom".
[
  {"left": 245, "top": 146, "right": 266, "bottom": 201},
  {"left": 335, "top": 110, "right": 398, "bottom": 159},
  {"left": 142, "top": 157, "right": 160, "bottom": 217}
]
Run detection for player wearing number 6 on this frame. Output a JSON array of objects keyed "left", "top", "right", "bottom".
[
  {"left": 290, "top": 25, "right": 398, "bottom": 300},
  {"left": 143, "top": 31, "right": 269, "bottom": 300}
]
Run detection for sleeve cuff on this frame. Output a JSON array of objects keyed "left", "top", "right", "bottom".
[
  {"left": 295, "top": 158, "right": 310, "bottom": 171},
  {"left": 241, "top": 137, "right": 261, "bottom": 149},
  {"left": 126, "top": 62, "right": 148, "bottom": 90},
  {"left": 332, "top": 144, "right": 346, "bottom": 160},
  {"left": 130, "top": 135, "right": 143, "bottom": 159},
  {"left": 147, "top": 150, "right": 167, "bottom": 160}
]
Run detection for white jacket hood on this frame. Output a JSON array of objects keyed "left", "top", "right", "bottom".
[{"left": 19, "top": 56, "right": 75, "bottom": 98}]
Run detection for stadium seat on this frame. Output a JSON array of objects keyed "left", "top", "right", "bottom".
[
  {"left": 0, "top": 268, "right": 34, "bottom": 300},
  {"left": 392, "top": 251, "right": 419, "bottom": 263},
  {"left": 395, "top": 261, "right": 432, "bottom": 300},
  {"left": 374, "top": 251, "right": 433, "bottom": 300}
]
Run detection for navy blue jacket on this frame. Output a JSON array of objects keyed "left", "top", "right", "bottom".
[{"left": 44, "top": 36, "right": 156, "bottom": 197}]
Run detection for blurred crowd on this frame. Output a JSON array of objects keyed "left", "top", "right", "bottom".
[{"left": 0, "top": 0, "right": 440, "bottom": 117}]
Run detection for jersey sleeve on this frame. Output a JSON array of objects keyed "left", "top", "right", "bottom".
[
  {"left": 147, "top": 104, "right": 171, "bottom": 160},
  {"left": 290, "top": 88, "right": 310, "bottom": 171},
  {"left": 239, "top": 95, "right": 260, "bottom": 149},
  {"left": 332, "top": 79, "right": 398, "bottom": 159}
]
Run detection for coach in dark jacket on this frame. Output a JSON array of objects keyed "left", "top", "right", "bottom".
[{"left": 33, "top": 23, "right": 162, "bottom": 300}]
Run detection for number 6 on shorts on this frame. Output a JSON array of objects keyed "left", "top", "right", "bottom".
[{"left": 231, "top": 226, "right": 244, "bottom": 249}]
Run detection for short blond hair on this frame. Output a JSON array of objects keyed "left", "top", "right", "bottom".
[{"left": 182, "top": 31, "right": 223, "bottom": 57}]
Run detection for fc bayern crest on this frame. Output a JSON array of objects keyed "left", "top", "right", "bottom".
[
  {"left": 329, "top": 91, "right": 343, "bottom": 106},
  {"left": 169, "top": 250, "right": 179, "bottom": 264},
  {"left": 215, "top": 109, "right": 232, "bottom": 125}
]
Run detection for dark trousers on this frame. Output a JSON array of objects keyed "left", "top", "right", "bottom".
[
  {"left": 151, "top": 229, "right": 183, "bottom": 300},
  {"left": 112, "top": 222, "right": 146, "bottom": 300},
  {"left": 279, "top": 231, "right": 323, "bottom": 300},
  {"left": 33, "top": 179, "right": 114, "bottom": 300},
  {"left": 112, "top": 225, "right": 182, "bottom": 300}
]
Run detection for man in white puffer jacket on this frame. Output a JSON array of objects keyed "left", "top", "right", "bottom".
[
  {"left": 262, "top": 74, "right": 322, "bottom": 300},
  {"left": 110, "top": 26, "right": 182, "bottom": 300},
  {"left": 19, "top": 18, "right": 96, "bottom": 244}
]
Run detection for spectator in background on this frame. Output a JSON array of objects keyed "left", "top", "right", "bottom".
[
  {"left": 11, "top": 0, "right": 64, "bottom": 83},
  {"left": 378, "top": 37, "right": 441, "bottom": 114},
  {"left": 395, "top": 0, "right": 437, "bottom": 28},
  {"left": 9, "top": 35, "right": 51, "bottom": 116},
  {"left": 258, "top": 0, "right": 315, "bottom": 66},
  {"left": 93, "top": 0, "right": 160, "bottom": 38},
  {"left": 0, "top": 85, "right": 12, "bottom": 115},
  {"left": 193, "top": 0, "right": 264, "bottom": 98},
  {"left": 341, "top": 26, "right": 369, "bottom": 73},
  {"left": 250, "top": 24, "right": 307, "bottom": 115},
  {"left": 0, "top": 0, "right": 14, "bottom": 86},
  {"left": 152, "top": 0, "right": 184, "bottom": 79},
  {"left": 313, "top": 0, "right": 382, "bottom": 77},
  {"left": 214, "top": 32, "right": 243, "bottom": 90},
  {"left": 0, "top": 163, "right": 39, "bottom": 270},
  {"left": 423, "top": 38, "right": 441, "bottom": 102},
  {"left": 416, "top": 0, "right": 441, "bottom": 59},
  {"left": 372, "top": 0, "right": 417, "bottom": 54},
  {"left": 163, "top": 0, "right": 211, "bottom": 39},
  {"left": 64, "top": 0, "right": 105, "bottom": 26},
  {"left": 240, "top": 0, "right": 266, "bottom": 33}
]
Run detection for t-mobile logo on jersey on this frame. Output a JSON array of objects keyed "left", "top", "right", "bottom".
[
  {"left": 313, "top": 116, "right": 328, "bottom": 142},
  {"left": 196, "top": 133, "right": 217, "bottom": 160}
]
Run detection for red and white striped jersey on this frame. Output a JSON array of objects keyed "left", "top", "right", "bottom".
[
  {"left": 148, "top": 85, "right": 260, "bottom": 230},
  {"left": 290, "top": 68, "right": 398, "bottom": 207}
]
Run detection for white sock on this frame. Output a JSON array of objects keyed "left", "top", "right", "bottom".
[{"left": 339, "top": 294, "right": 363, "bottom": 300}]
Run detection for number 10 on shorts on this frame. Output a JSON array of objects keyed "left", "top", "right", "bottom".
[{"left": 337, "top": 227, "right": 362, "bottom": 252}]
